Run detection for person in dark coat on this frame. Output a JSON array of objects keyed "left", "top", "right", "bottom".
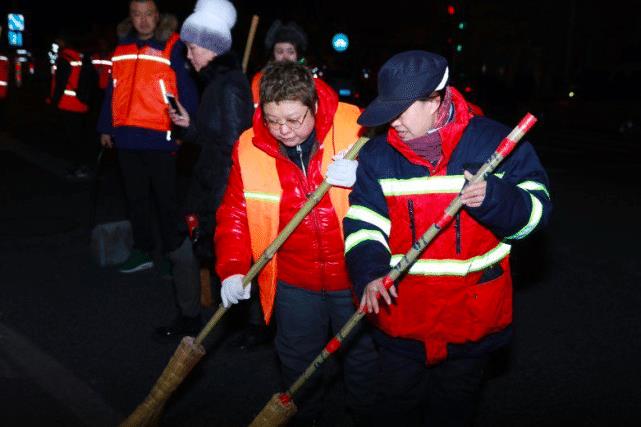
[{"left": 155, "top": 0, "right": 253, "bottom": 337}]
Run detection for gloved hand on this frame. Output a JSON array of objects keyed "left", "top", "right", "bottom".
[
  {"left": 326, "top": 159, "right": 358, "bottom": 187},
  {"left": 220, "top": 274, "right": 250, "bottom": 308}
]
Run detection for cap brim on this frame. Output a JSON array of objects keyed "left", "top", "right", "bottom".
[{"left": 357, "top": 97, "right": 414, "bottom": 127}]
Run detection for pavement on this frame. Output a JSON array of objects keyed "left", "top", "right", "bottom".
[{"left": 1, "top": 101, "right": 641, "bottom": 426}]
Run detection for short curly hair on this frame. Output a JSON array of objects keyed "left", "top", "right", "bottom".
[{"left": 259, "top": 61, "right": 317, "bottom": 112}]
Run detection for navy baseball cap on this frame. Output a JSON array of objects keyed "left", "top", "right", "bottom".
[{"left": 358, "top": 50, "right": 449, "bottom": 127}]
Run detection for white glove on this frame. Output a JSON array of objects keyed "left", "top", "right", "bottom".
[
  {"left": 326, "top": 159, "right": 358, "bottom": 187},
  {"left": 220, "top": 274, "right": 251, "bottom": 308}
]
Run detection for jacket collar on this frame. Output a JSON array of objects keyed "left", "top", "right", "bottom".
[{"left": 386, "top": 86, "right": 471, "bottom": 175}]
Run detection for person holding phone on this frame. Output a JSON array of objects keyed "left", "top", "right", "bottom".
[{"left": 155, "top": 0, "right": 253, "bottom": 338}]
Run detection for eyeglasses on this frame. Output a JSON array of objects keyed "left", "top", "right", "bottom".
[{"left": 264, "top": 108, "right": 309, "bottom": 130}]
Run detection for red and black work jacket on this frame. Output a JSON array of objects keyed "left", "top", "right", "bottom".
[
  {"left": 0, "top": 55, "right": 8, "bottom": 99},
  {"left": 50, "top": 48, "right": 88, "bottom": 113},
  {"left": 110, "top": 33, "right": 179, "bottom": 133},
  {"left": 91, "top": 53, "right": 112, "bottom": 90},
  {"left": 344, "top": 87, "right": 552, "bottom": 365}
]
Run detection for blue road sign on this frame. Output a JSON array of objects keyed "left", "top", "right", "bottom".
[
  {"left": 8, "top": 30, "right": 23, "bottom": 47},
  {"left": 8, "top": 14, "right": 25, "bottom": 31}
]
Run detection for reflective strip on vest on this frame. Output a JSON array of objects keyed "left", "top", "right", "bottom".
[
  {"left": 345, "top": 229, "right": 390, "bottom": 254},
  {"left": 345, "top": 205, "right": 391, "bottom": 236},
  {"left": 505, "top": 193, "right": 543, "bottom": 240},
  {"left": 112, "top": 54, "right": 171, "bottom": 66},
  {"left": 0, "top": 81, "right": 7, "bottom": 86},
  {"left": 380, "top": 175, "right": 466, "bottom": 196},
  {"left": 69, "top": 61, "right": 83, "bottom": 67},
  {"left": 0, "top": 56, "right": 8, "bottom": 61},
  {"left": 389, "top": 242, "right": 511, "bottom": 276},
  {"left": 244, "top": 192, "right": 281, "bottom": 203},
  {"left": 92, "top": 59, "right": 112, "bottom": 66},
  {"left": 64, "top": 89, "right": 77, "bottom": 96}
]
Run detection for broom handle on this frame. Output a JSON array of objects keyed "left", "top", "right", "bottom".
[
  {"left": 195, "top": 136, "right": 370, "bottom": 345},
  {"left": 284, "top": 113, "right": 537, "bottom": 399},
  {"left": 242, "top": 15, "right": 260, "bottom": 74}
]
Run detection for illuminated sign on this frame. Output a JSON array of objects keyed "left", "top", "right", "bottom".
[{"left": 332, "top": 33, "right": 349, "bottom": 52}]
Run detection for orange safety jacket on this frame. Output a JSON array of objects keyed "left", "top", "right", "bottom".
[
  {"left": 234, "top": 102, "right": 360, "bottom": 323},
  {"left": 91, "top": 53, "right": 112, "bottom": 90},
  {"left": 250, "top": 70, "right": 262, "bottom": 107},
  {"left": 54, "top": 48, "right": 89, "bottom": 113},
  {"left": 0, "top": 55, "right": 8, "bottom": 99},
  {"left": 110, "top": 33, "right": 179, "bottom": 132}
]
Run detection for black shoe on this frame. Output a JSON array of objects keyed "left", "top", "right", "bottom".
[{"left": 154, "top": 315, "right": 202, "bottom": 338}]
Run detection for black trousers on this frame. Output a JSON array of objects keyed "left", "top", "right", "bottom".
[
  {"left": 375, "top": 345, "right": 489, "bottom": 427},
  {"left": 117, "top": 149, "right": 180, "bottom": 254}
]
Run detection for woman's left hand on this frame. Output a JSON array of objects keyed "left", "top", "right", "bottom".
[{"left": 460, "top": 170, "right": 487, "bottom": 208}]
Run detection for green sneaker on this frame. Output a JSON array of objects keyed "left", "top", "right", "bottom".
[{"left": 118, "top": 249, "right": 154, "bottom": 273}]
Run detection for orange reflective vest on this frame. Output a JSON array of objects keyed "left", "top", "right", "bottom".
[
  {"left": 250, "top": 71, "right": 262, "bottom": 107},
  {"left": 55, "top": 49, "right": 88, "bottom": 113},
  {"left": 236, "top": 102, "right": 360, "bottom": 323},
  {"left": 0, "top": 55, "right": 8, "bottom": 99},
  {"left": 110, "top": 33, "right": 179, "bottom": 131},
  {"left": 91, "top": 53, "right": 112, "bottom": 90}
]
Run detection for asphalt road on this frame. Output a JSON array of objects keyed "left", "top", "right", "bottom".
[{"left": 1, "top": 98, "right": 640, "bottom": 426}]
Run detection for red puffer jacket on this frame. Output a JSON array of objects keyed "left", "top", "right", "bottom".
[{"left": 215, "top": 79, "right": 355, "bottom": 293}]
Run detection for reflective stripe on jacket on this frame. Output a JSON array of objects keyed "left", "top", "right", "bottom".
[{"left": 110, "top": 33, "right": 179, "bottom": 131}]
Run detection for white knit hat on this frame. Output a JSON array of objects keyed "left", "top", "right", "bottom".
[{"left": 180, "top": 0, "right": 237, "bottom": 55}]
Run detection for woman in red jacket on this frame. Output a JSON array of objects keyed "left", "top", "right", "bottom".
[{"left": 215, "top": 61, "right": 378, "bottom": 424}]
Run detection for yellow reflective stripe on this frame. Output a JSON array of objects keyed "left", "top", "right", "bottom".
[
  {"left": 345, "top": 229, "right": 390, "bottom": 254},
  {"left": 390, "top": 242, "right": 511, "bottom": 276},
  {"left": 506, "top": 194, "right": 543, "bottom": 240},
  {"left": 63, "top": 90, "right": 77, "bottom": 96},
  {"left": 380, "top": 175, "right": 465, "bottom": 196},
  {"left": 518, "top": 181, "right": 550, "bottom": 199},
  {"left": 495, "top": 171, "right": 505, "bottom": 179},
  {"left": 244, "top": 191, "right": 281, "bottom": 202},
  {"left": 346, "top": 205, "right": 391, "bottom": 236}
]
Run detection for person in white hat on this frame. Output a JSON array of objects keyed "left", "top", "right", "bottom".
[{"left": 156, "top": 0, "right": 253, "bottom": 339}]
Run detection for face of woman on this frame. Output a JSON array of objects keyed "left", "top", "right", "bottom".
[
  {"left": 186, "top": 42, "right": 216, "bottom": 72},
  {"left": 390, "top": 96, "right": 441, "bottom": 141},
  {"left": 262, "top": 100, "right": 315, "bottom": 147},
  {"left": 272, "top": 42, "right": 298, "bottom": 62}
]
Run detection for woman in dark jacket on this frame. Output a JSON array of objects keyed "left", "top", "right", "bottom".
[{"left": 156, "top": 0, "right": 253, "bottom": 337}]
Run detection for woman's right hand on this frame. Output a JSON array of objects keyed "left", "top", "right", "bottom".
[{"left": 168, "top": 98, "right": 190, "bottom": 128}]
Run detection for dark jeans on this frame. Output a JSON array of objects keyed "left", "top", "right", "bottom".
[
  {"left": 375, "top": 345, "right": 489, "bottom": 427},
  {"left": 117, "top": 149, "right": 179, "bottom": 254},
  {"left": 274, "top": 281, "right": 379, "bottom": 422}
]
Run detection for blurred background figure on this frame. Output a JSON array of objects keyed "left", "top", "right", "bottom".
[{"left": 157, "top": 0, "right": 253, "bottom": 338}]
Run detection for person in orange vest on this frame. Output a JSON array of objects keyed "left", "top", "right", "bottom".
[
  {"left": 250, "top": 20, "right": 308, "bottom": 107},
  {"left": 215, "top": 61, "right": 378, "bottom": 424},
  {"left": 97, "top": 0, "right": 198, "bottom": 274},
  {"left": 48, "top": 36, "right": 96, "bottom": 179}
]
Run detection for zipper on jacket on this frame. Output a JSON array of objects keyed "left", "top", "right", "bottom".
[
  {"left": 455, "top": 212, "right": 462, "bottom": 255},
  {"left": 408, "top": 199, "right": 417, "bottom": 244},
  {"left": 296, "top": 144, "right": 307, "bottom": 178},
  {"left": 124, "top": 46, "right": 140, "bottom": 120}
]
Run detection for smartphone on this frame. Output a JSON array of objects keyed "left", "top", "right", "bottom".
[{"left": 166, "top": 94, "right": 180, "bottom": 111}]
